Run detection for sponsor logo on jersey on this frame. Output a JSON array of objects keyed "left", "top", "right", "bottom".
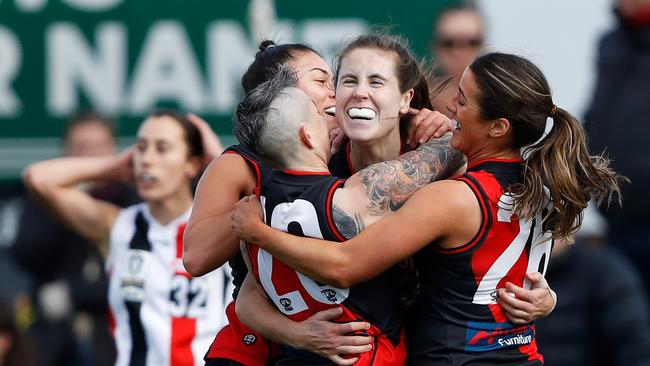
[
  {"left": 464, "top": 321, "right": 534, "bottom": 352},
  {"left": 243, "top": 334, "right": 257, "bottom": 345},
  {"left": 497, "top": 334, "right": 533, "bottom": 347},
  {"left": 279, "top": 298, "right": 293, "bottom": 312},
  {"left": 321, "top": 289, "right": 338, "bottom": 302}
]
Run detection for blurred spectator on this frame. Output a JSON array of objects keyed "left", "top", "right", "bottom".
[
  {"left": 585, "top": 0, "right": 650, "bottom": 304},
  {"left": 536, "top": 239, "right": 650, "bottom": 366},
  {"left": 0, "top": 298, "right": 35, "bottom": 366},
  {"left": 429, "top": 5, "right": 485, "bottom": 116},
  {"left": 7, "top": 111, "right": 139, "bottom": 366}
]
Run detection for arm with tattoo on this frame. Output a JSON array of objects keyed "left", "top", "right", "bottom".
[{"left": 333, "top": 135, "right": 464, "bottom": 238}]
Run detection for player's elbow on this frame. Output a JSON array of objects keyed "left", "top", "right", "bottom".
[
  {"left": 320, "top": 256, "right": 359, "bottom": 288},
  {"left": 182, "top": 248, "right": 210, "bottom": 277},
  {"left": 22, "top": 163, "right": 52, "bottom": 197}
]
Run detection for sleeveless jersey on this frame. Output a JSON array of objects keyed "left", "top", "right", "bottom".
[
  {"left": 329, "top": 139, "right": 419, "bottom": 319},
  {"left": 204, "top": 144, "right": 277, "bottom": 366},
  {"left": 408, "top": 158, "right": 552, "bottom": 365},
  {"left": 107, "top": 203, "right": 232, "bottom": 366},
  {"left": 222, "top": 144, "right": 273, "bottom": 299},
  {"left": 248, "top": 170, "right": 405, "bottom": 365}
]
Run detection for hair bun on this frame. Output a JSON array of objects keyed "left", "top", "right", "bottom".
[{"left": 259, "top": 40, "right": 277, "bottom": 52}]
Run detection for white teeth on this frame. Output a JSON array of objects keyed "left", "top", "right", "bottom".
[
  {"left": 324, "top": 107, "right": 335, "bottom": 116},
  {"left": 347, "top": 108, "right": 376, "bottom": 120},
  {"left": 140, "top": 174, "right": 155, "bottom": 182},
  {"left": 452, "top": 119, "right": 461, "bottom": 131}
]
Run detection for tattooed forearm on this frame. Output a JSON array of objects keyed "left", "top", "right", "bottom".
[
  {"left": 360, "top": 135, "right": 465, "bottom": 216},
  {"left": 332, "top": 204, "right": 366, "bottom": 239}
]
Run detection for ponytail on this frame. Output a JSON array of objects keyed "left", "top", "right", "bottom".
[{"left": 512, "top": 107, "right": 624, "bottom": 239}]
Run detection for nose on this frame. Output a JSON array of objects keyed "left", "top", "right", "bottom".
[
  {"left": 352, "top": 83, "right": 369, "bottom": 100},
  {"left": 138, "top": 146, "right": 156, "bottom": 167},
  {"left": 446, "top": 94, "right": 458, "bottom": 116}
]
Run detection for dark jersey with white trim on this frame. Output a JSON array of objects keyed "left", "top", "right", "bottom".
[
  {"left": 408, "top": 158, "right": 552, "bottom": 365},
  {"left": 247, "top": 170, "right": 404, "bottom": 363},
  {"left": 222, "top": 144, "right": 272, "bottom": 299}
]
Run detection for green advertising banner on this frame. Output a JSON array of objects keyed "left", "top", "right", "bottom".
[{"left": 0, "top": 0, "right": 457, "bottom": 181}]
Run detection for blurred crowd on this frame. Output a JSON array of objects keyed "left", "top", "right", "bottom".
[{"left": 1, "top": 0, "right": 650, "bottom": 365}]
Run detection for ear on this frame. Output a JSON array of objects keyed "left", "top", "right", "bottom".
[
  {"left": 489, "top": 117, "right": 511, "bottom": 138},
  {"left": 399, "top": 88, "right": 415, "bottom": 114},
  {"left": 185, "top": 156, "right": 202, "bottom": 179},
  {"left": 298, "top": 123, "right": 315, "bottom": 150}
]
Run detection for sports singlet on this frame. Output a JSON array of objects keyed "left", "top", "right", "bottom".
[
  {"left": 107, "top": 203, "right": 232, "bottom": 366},
  {"left": 408, "top": 158, "right": 552, "bottom": 365}
]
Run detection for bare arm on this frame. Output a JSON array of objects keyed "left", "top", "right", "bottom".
[
  {"left": 183, "top": 153, "right": 258, "bottom": 276},
  {"left": 232, "top": 181, "right": 475, "bottom": 288},
  {"left": 22, "top": 153, "right": 127, "bottom": 243},
  {"left": 334, "top": 134, "right": 465, "bottom": 232}
]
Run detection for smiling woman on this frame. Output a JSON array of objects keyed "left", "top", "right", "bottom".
[
  {"left": 21, "top": 110, "right": 232, "bottom": 366},
  {"left": 230, "top": 52, "right": 624, "bottom": 365}
]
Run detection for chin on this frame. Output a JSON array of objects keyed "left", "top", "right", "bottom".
[
  {"left": 136, "top": 188, "right": 157, "bottom": 202},
  {"left": 342, "top": 123, "right": 380, "bottom": 142}
]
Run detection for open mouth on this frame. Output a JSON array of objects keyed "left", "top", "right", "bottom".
[
  {"left": 347, "top": 107, "right": 376, "bottom": 120},
  {"left": 324, "top": 106, "right": 335, "bottom": 116},
  {"left": 138, "top": 173, "right": 156, "bottom": 184}
]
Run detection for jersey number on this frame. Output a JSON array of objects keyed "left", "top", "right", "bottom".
[
  {"left": 256, "top": 196, "right": 349, "bottom": 316},
  {"left": 472, "top": 193, "right": 553, "bottom": 305},
  {"left": 170, "top": 275, "right": 208, "bottom": 317}
]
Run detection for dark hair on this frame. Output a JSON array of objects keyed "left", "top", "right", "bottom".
[
  {"left": 148, "top": 110, "right": 203, "bottom": 160},
  {"left": 241, "top": 40, "right": 319, "bottom": 94},
  {"left": 469, "top": 52, "right": 623, "bottom": 239},
  {"left": 334, "top": 34, "right": 433, "bottom": 138},
  {"left": 235, "top": 67, "right": 299, "bottom": 167},
  {"left": 64, "top": 110, "right": 116, "bottom": 140}
]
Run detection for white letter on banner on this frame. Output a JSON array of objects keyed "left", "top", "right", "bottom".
[
  {"left": 62, "top": 0, "right": 122, "bottom": 12},
  {"left": 205, "top": 21, "right": 257, "bottom": 114},
  {"left": 0, "top": 26, "right": 22, "bottom": 116},
  {"left": 301, "top": 19, "right": 367, "bottom": 63},
  {"left": 47, "top": 22, "right": 125, "bottom": 115},
  {"left": 128, "top": 21, "right": 204, "bottom": 113},
  {"left": 15, "top": 0, "right": 47, "bottom": 12}
]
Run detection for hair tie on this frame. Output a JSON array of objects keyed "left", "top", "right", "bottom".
[{"left": 549, "top": 104, "right": 557, "bottom": 118}]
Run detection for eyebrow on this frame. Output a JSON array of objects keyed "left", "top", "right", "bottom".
[
  {"left": 309, "top": 68, "right": 330, "bottom": 76},
  {"left": 339, "top": 73, "right": 389, "bottom": 81},
  {"left": 459, "top": 86, "right": 467, "bottom": 100},
  {"left": 368, "top": 73, "right": 388, "bottom": 81}
]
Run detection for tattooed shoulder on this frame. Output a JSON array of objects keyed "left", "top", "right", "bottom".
[{"left": 332, "top": 204, "right": 366, "bottom": 239}]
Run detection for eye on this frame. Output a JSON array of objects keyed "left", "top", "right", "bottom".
[
  {"left": 342, "top": 78, "right": 356, "bottom": 86},
  {"left": 156, "top": 143, "right": 171, "bottom": 153},
  {"left": 136, "top": 142, "right": 147, "bottom": 152},
  {"left": 370, "top": 78, "right": 384, "bottom": 87}
]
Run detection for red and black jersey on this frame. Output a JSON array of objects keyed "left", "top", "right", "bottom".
[
  {"left": 248, "top": 170, "right": 405, "bottom": 365},
  {"left": 205, "top": 144, "right": 276, "bottom": 366},
  {"left": 222, "top": 144, "right": 272, "bottom": 299},
  {"left": 329, "top": 139, "right": 419, "bottom": 324},
  {"left": 408, "top": 158, "right": 552, "bottom": 366}
]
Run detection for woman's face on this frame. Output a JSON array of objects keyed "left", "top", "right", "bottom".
[
  {"left": 289, "top": 51, "right": 337, "bottom": 131},
  {"left": 133, "top": 116, "right": 198, "bottom": 202},
  {"left": 335, "top": 47, "right": 412, "bottom": 143},
  {"left": 448, "top": 68, "right": 491, "bottom": 155}
]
